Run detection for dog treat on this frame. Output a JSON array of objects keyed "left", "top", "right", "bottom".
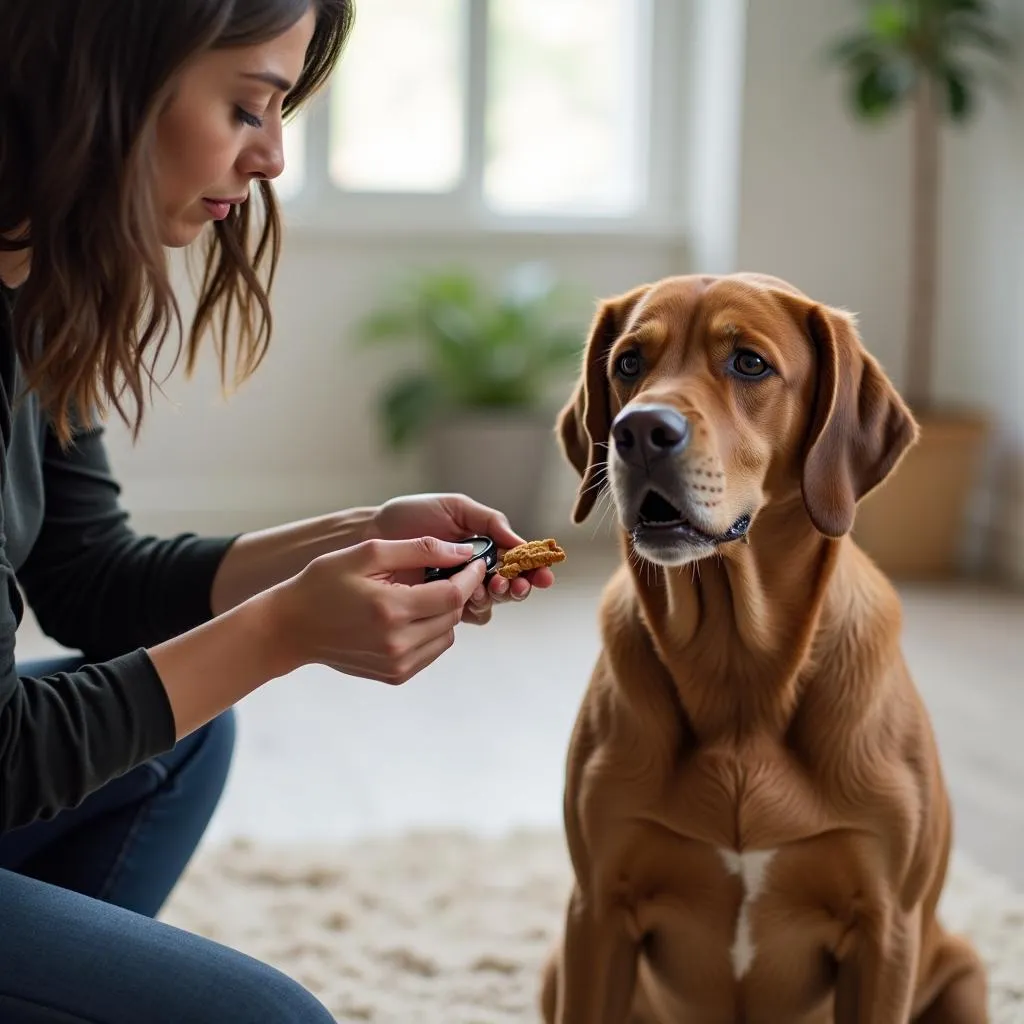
[{"left": 497, "top": 538, "right": 567, "bottom": 579}]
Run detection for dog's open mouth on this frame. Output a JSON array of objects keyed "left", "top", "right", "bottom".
[{"left": 633, "top": 491, "right": 750, "bottom": 546}]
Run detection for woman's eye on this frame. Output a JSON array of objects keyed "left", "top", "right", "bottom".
[
  {"left": 731, "top": 349, "right": 771, "bottom": 378},
  {"left": 236, "top": 106, "right": 264, "bottom": 129},
  {"left": 615, "top": 351, "right": 643, "bottom": 379}
]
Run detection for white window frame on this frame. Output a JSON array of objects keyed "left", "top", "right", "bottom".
[{"left": 281, "top": 0, "right": 694, "bottom": 239}]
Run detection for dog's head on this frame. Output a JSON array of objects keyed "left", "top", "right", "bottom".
[{"left": 557, "top": 273, "right": 918, "bottom": 567}]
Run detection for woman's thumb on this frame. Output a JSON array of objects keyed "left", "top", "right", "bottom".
[{"left": 355, "top": 536, "right": 475, "bottom": 573}]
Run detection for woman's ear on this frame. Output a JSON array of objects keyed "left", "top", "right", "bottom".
[
  {"left": 801, "top": 305, "right": 919, "bottom": 538},
  {"left": 556, "top": 284, "right": 651, "bottom": 524}
]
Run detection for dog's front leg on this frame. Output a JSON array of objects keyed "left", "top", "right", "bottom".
[
  {"left": 834, "top": 911, "right": 918, "bottom": 1024},
  {"left": 555, "top": 883, "right": 640, "bottom": 1024}
]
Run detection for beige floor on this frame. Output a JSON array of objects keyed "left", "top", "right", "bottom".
[{"left": 15, "top": 544, "right": 1024, "bottom": 888}]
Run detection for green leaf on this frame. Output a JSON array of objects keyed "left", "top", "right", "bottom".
[
  {"left": 853, "top": 61, "right": 907, "bottom": 117},
  {"left": 945, "top": 68, "right": 974, "bottom": 119},
  {"left": 536, "top": 330, "right": 585, "bottom": 368},
  {"left": 947, "top": 18, "right": 1014, "bottom": 58},
  {"left": 868, "top": 3, "right": 911, "bottom": 42},
  {"left": 355, "top": 306, "right": 418, "bottom": 346},
  {"left": 828, "top": 0, "right": 1012, "bottom": 74},
  {"left": 826, "top": 31, "right": 886, "bottom": 68},
  {"left": 936, "top": 0, "right": 988, "bottom": 14},
  {"left": 351, "top": 261, "right": 589, "bottom": 420},
  {"left": 423, "top": 302, "right": 479, "bottom": 351},
  {"left": 417, "top": 269, "right": 481, "bottom": 310},
  {"left": 378, "top": 373, "right": 440, "bottom": 450}
]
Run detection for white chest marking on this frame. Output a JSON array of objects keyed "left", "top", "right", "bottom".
[{"left": 718, "top": 848, "right": 776, "bottom": 979}]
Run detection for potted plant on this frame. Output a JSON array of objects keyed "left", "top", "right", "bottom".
[
  {"left": 828, "top": 0, "right": 1013, "bottom": 578},
  {"left": 355, "top": 261, "right": 585, "bottom": 536}
]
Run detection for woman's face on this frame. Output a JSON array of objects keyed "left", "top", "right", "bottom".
[{"left": 153, "top": 8, "right": 316, "bottom": 247}]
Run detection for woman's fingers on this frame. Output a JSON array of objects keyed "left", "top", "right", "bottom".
[
  {"left": 354, "top": 621, "right": 459, "bottom": 685},
  {"left": 487, "top": 572, "right": 529, "bottom": 602},
  {"left": 308, "top": 527, "right": 556, "bottom": 684},
  {"left": 353, "top": 536, "right": 475, "bottom": 575},
  {"left": 527, "top": 566, "right": 557, "bottom": 589},
  {"left": 403, "top": 559, "right": 486, "bottom": 620},
  {"left": 394, "top": 628, "right": 459, "bottom": 683},
  {"left": 442, "top": 495, "right": 525, "bottom": 552},
  {"left": 403, "top": 605, "right": 465, "bottom": 649}
]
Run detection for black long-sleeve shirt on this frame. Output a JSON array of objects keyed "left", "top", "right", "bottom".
[{"left": 0, "top": 281, "right": 238, "bottom": 832}]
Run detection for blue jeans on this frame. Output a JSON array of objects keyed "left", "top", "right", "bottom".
[{"left": 0, "top": 656, "right": 335, "bottom": 1023}]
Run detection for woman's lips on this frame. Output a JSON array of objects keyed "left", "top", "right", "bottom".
[
  {"left": 202, "top": 195, "right": 247, "bottom": 220},
  {"left": 202, "top": 199, "right": 232, "bottom": 220}
]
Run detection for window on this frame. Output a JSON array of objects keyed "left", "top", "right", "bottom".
[
  {"left": 279, "top": 0, "right": 689, "bottom": 234},
  {"left": 330, "top": 0, "right": 465, "bottom": 195}
]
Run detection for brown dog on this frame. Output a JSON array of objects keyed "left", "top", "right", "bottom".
[{"left": 541, "top": 273, "right": 987, "bottom": 1023}]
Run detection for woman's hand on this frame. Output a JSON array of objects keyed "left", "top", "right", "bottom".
[
  {"left": 269, "top": 536, "right": 487, "bottom": 685},
  {"left": 370, "top": 494, "right": 557, "bottom": 626}
]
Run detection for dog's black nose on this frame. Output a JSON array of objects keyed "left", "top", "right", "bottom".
[{"left": 612, "top": 404, "right": 691, "bottom": 465}]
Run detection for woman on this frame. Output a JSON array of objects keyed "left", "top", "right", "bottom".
[{"left": 0, "top": 1, "right": 555, "bottom": 1020}]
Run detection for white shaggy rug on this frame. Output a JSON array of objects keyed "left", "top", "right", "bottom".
[{"left": 160, "top": 830, "right": 1024, "bottom": 1023}]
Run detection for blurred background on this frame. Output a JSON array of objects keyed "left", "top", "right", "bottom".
[
  {"left": 19, "top": 0, "right": 1024, "bottom": 884},
  {"left": 100, "top": 0, "right": 1024, "bottom": 582}
]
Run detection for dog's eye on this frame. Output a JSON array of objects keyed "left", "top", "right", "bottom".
[
  {"left": 615, "top": 351, "right": 643, "bottom": 380},
  {"left": 730, "top": 350, "right": 771, "bottom": 378}
]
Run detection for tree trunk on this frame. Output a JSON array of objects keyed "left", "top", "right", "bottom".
[{"left": 906, "top": 73, "right": 941, "bottom": 413}]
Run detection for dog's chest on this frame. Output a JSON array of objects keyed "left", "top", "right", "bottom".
[
  {"left": 617, "top": 824, "right": 853, "bottom": 1019},
  {"left": 659, "top": 740, "right": 833, "bottom": 850},
  {"left": 715, "top": 847, "right": 776, "bottom": 979},
  {"left": 586, "top": 742, "right": 849, "bottom": 1004}
]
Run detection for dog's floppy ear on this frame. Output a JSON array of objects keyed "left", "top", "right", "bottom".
[
  {"left": 801, "top": 305, "right": 919, "bottom": 538},
  {"left": 556, "top": 285, "right": 651, "bottom": 523}
]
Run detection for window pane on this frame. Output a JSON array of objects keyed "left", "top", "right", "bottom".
[
  {"left": 329, "top": 0, "right": 465, "bottom": 193},
  {"left": 485, "top": 0, "right": 643, "bottom": 215},
  {"left": 275, "top": 112, "right": 306, "bottom": 202}
]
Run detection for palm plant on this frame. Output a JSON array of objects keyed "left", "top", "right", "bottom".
[
  {"left": 828, "top": 0, "right": 1012, "bottom": 412},
  {"left": 356, "top": 262, "right": 584, "bottom": 449}
]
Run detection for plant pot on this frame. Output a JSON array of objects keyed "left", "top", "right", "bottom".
[
  {"left": 424, "top": 411, "right": 556, "bottom": 538},
  {"left": 852, "top": 408, "right": 992, "bottom": 580}
]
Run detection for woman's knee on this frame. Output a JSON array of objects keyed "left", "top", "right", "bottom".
[
  {"left": 0, "top": 867, "right": 335, "bottom": 1024},
  {"left": 180, "top": 922, "right": 337, "bottom": 1023},
  {"left": 225, "top": 958, "right": 336, "bottom": 1024}
]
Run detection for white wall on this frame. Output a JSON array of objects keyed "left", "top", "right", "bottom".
[
  {"left": 937, "top": 0, "right": 1024, "bottom": 582},
  {"left": 101, "top": 0, "right": 1024, "bottom": 580},
  {"left": 714, "top": 0, "right": 1023, "bottom": 582},
  {"left": 734, "top": 0, "right": 1024, "bottom": 583},
  {"left": 735, "top": 0, "right": 912, "bottom": 380}
]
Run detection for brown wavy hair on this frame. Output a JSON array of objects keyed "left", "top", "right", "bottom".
[{"left": 0, "top": 0, "right": 354, "bottom": 444}]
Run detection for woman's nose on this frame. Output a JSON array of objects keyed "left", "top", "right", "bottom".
[{"left": 239, "top": 131, "right": 285, "bottom": 183}]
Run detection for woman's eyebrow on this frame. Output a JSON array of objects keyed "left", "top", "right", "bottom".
[{"left": 240, "top": 70, "right": 293, "bottom": 92}]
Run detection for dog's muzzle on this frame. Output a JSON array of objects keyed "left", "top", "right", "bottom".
[
  {"left": 611, "top": 403, "right": 751, "bottom": 548},
  {"left": 612, "top": 404, "right": 691, "bottom": 469}
]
